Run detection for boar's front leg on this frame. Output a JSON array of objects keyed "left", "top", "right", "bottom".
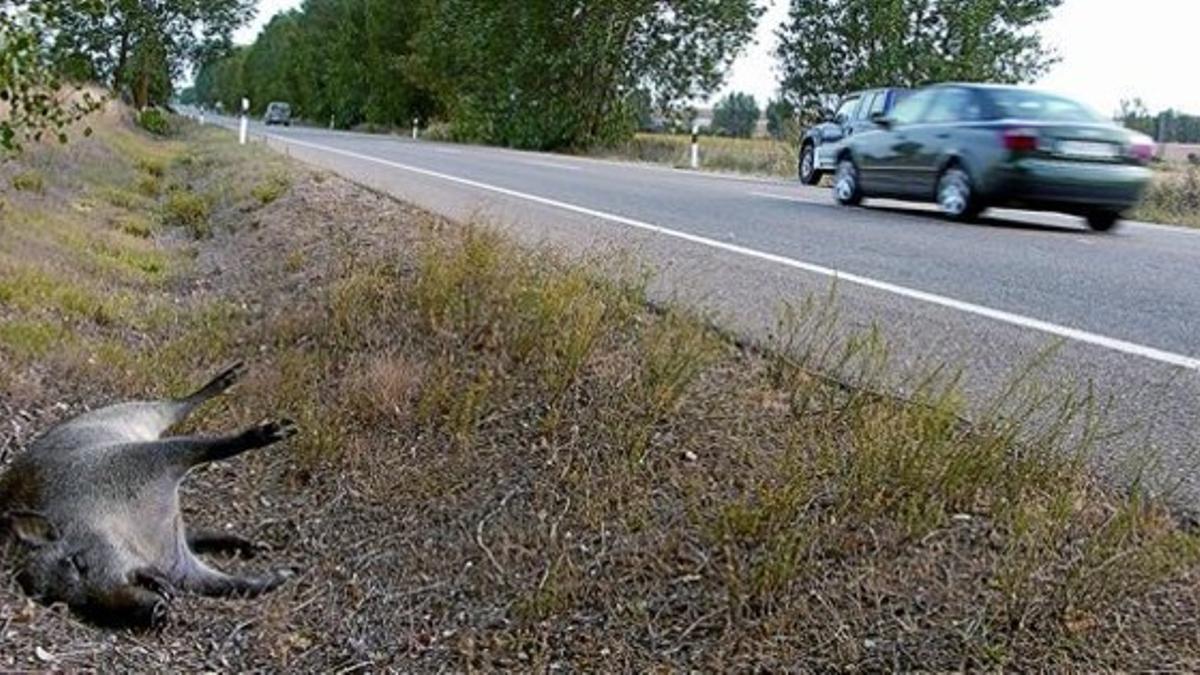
[{"left": 80, "top": 569, "right": 174, "bottom": 629}]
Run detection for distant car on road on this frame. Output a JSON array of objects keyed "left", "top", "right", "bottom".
[
  {"left": 799, "top": 88, "right": 911, "bottom": 185},
  {"left": 264, "top": 102, "right": 292, "bottom": 126},
  {"left": 831, "top": 84, "right": 1155, "bottom": 231}
]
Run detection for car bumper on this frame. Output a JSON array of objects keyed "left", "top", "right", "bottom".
[{"left": 988, "top": 160, "right": 1152, "bottom": 212}]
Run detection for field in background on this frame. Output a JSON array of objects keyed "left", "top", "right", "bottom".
[
  {"left": 3, "top": 112, "right": 1200, "bottom": 669},
  {"left": 1161, "top": 143, "right": 1200, "bottom": 164},
  {"left": 592, "top": 132, "right": 798, "bottom": 178}
]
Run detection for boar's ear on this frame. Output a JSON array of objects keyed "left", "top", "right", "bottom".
[{"left": 1, "top": 510, "right": 60, "bottom": 547}]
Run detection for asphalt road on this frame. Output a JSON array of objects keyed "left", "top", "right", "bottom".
[{"left": 208, "top": 114, "right": 1200, "bottom": 503}]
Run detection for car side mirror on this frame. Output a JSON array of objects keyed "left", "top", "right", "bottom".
[{"left": 871, "top": 112, "right": 893, "bottom": 129}]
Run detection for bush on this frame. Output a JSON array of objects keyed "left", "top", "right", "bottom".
[{"left": 137, "top": 108, "right": 172, "bottom": 136}]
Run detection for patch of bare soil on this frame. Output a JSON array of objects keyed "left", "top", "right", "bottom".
[{"left": 3, "top": 118, "right": 1200, "bottom": 672}]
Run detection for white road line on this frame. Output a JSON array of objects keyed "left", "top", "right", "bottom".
[
  {"left": 267, "top": 132, "right": 1200, "bottom": 372},
  {"left": 516, "top": 158, "right": 581, "bottom": 171},
  {"left": 751, "top": 191, "right": 827, "bottom": 205}
]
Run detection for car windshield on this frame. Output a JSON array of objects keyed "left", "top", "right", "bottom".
[
  {"left": 834, "top": 97, "right": 859, "bottom": 122},
  {"left": 987, "top": 89, "right": 1105, "bottom": 123}
]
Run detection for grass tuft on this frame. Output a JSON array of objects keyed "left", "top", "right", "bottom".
[
  {"left": 11, "top": 170, "right": 46, "bottom": 193},
  {"left": 251, "top": 171, "right": 291, "bottom": 205},
  {"left": 163, "top": 189, "right": 212, "bottom": 238}
]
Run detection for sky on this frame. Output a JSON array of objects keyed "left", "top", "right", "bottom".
[{"left": 234, "top": 0, "right": 1200, "bottom": 116}]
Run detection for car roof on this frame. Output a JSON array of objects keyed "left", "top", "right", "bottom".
[
  {"left": 925, "top": 82, "right": 1041, "bottom": 93},
  {"left": 848, "top": 86, "right": 908, "bottom": 96}
]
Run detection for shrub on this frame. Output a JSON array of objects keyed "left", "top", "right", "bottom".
[{"left": 137, "top": 108, "right": 171, "bottom": 136}]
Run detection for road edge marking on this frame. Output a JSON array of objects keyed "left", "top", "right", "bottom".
[{"left": 267, "top": 132, "right": 1200, "bottom": 372}]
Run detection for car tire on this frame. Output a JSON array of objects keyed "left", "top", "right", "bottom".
[
  {"left": 833, "top": 157, "right": 863, "bottom": 206},
  {"left": 936, "top": 165, "right": 983, "bottom": 222},
  {"left": 800, "top": 144, "right": 822, "bottom": 185},
  {"left": 1086, "top": 211, "right": 1121, "bottom": 232}
]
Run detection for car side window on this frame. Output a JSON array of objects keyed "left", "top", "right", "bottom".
[
  {"left": 889, "top": 89, "right": 938, "bottom": 126},
  {"left": 869, "top": 91, "right": 889, "bottom": 117},
  {"left": 856, "top": 93, "right": 878, "bottom": 121},
  {"left": 924, "top": 89, "right": 983, "bottom": 123},
  {"left": 834, "top": 97, "right": 860, "bottom": 124}
]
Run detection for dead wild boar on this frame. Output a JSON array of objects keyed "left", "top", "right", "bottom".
[{"left": 0, "top": 362, "right": 296, "bottom": 628}]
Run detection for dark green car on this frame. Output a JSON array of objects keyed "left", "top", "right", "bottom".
[{"left": 831, "top": 84, "right": 1155, "bottom": 231}]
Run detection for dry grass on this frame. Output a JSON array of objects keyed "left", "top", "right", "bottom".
[
  {"left": 1135, "top": 163, "right": 1200, "bottom": 228},
  {"left": 2, "top": 109, "right": 1200, "bottom": 671},
  {"left": 595, "top": 133, "right": 797, "bottom": 177}
]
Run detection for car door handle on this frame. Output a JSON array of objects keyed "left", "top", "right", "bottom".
[{"left": 937, "top": 132, "right": 951, "bottom": 139}]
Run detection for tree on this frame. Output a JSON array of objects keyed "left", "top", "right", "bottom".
[
  {"left": 41, "top": 0, "right": 254, "bottom": 108},
  {"left": 1, "top": 3, "right": 102, "bottom": 155},
  {"left": 765, "top": 96, "right": 796, "bottom": 140},
  {"left": 712, "top": 92, "right": 760, "bottom": 137},
  {"left": 410, "top": 0, "right": 763, "bottom": 149},
  {"left": 1116, "top": 97, "right": 1153, "bottom": 136},
  {"left": 775, "top": 0, "right": 1063, "bottom": 121}
]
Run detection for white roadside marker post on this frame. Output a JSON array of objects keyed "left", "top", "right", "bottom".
[
  {"left": 690, "top": 123, "right": 700, "bottom": 169},
  {"left": 412, "top": 118, "right": 419, "bottom": 140},
  {"left": 239, "top": 97, "right": 249, "bottom": 145}
]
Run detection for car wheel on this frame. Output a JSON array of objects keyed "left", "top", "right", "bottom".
[
  {"left": 936, "top": 165, "right": 982, "bottom": 221},
  {"left": 833, "top": 157, "right": 863, "bottom": 206},
  {"left": 800, "top": 144, "right": 821, "bottom": 185},
  {"left": 1086, "top": 211, "right": 1121, "bottom": 232}
]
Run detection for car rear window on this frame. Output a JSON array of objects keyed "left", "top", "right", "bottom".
[
  {"left": 889, "top": 89, "right": 938, "bottom": 125},
  {"left": 987, "top": 90, "right": 1104, "bottom": 123},
  {"left": 924, "top": 88, "right": 984, "bottom": 123}
]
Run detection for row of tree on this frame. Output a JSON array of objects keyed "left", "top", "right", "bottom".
[
  {"left": 1118, "top": 98, "right": 1200, "bottom": 144},
  {"left": 193, "top": 0, "right": 763, "bottom": 150},
  {"left": 702, "top": 93, "right": 795, "bottom": 140},
  {"left": 193, "top": 0, "right": 1065, "bottom": 149}
]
